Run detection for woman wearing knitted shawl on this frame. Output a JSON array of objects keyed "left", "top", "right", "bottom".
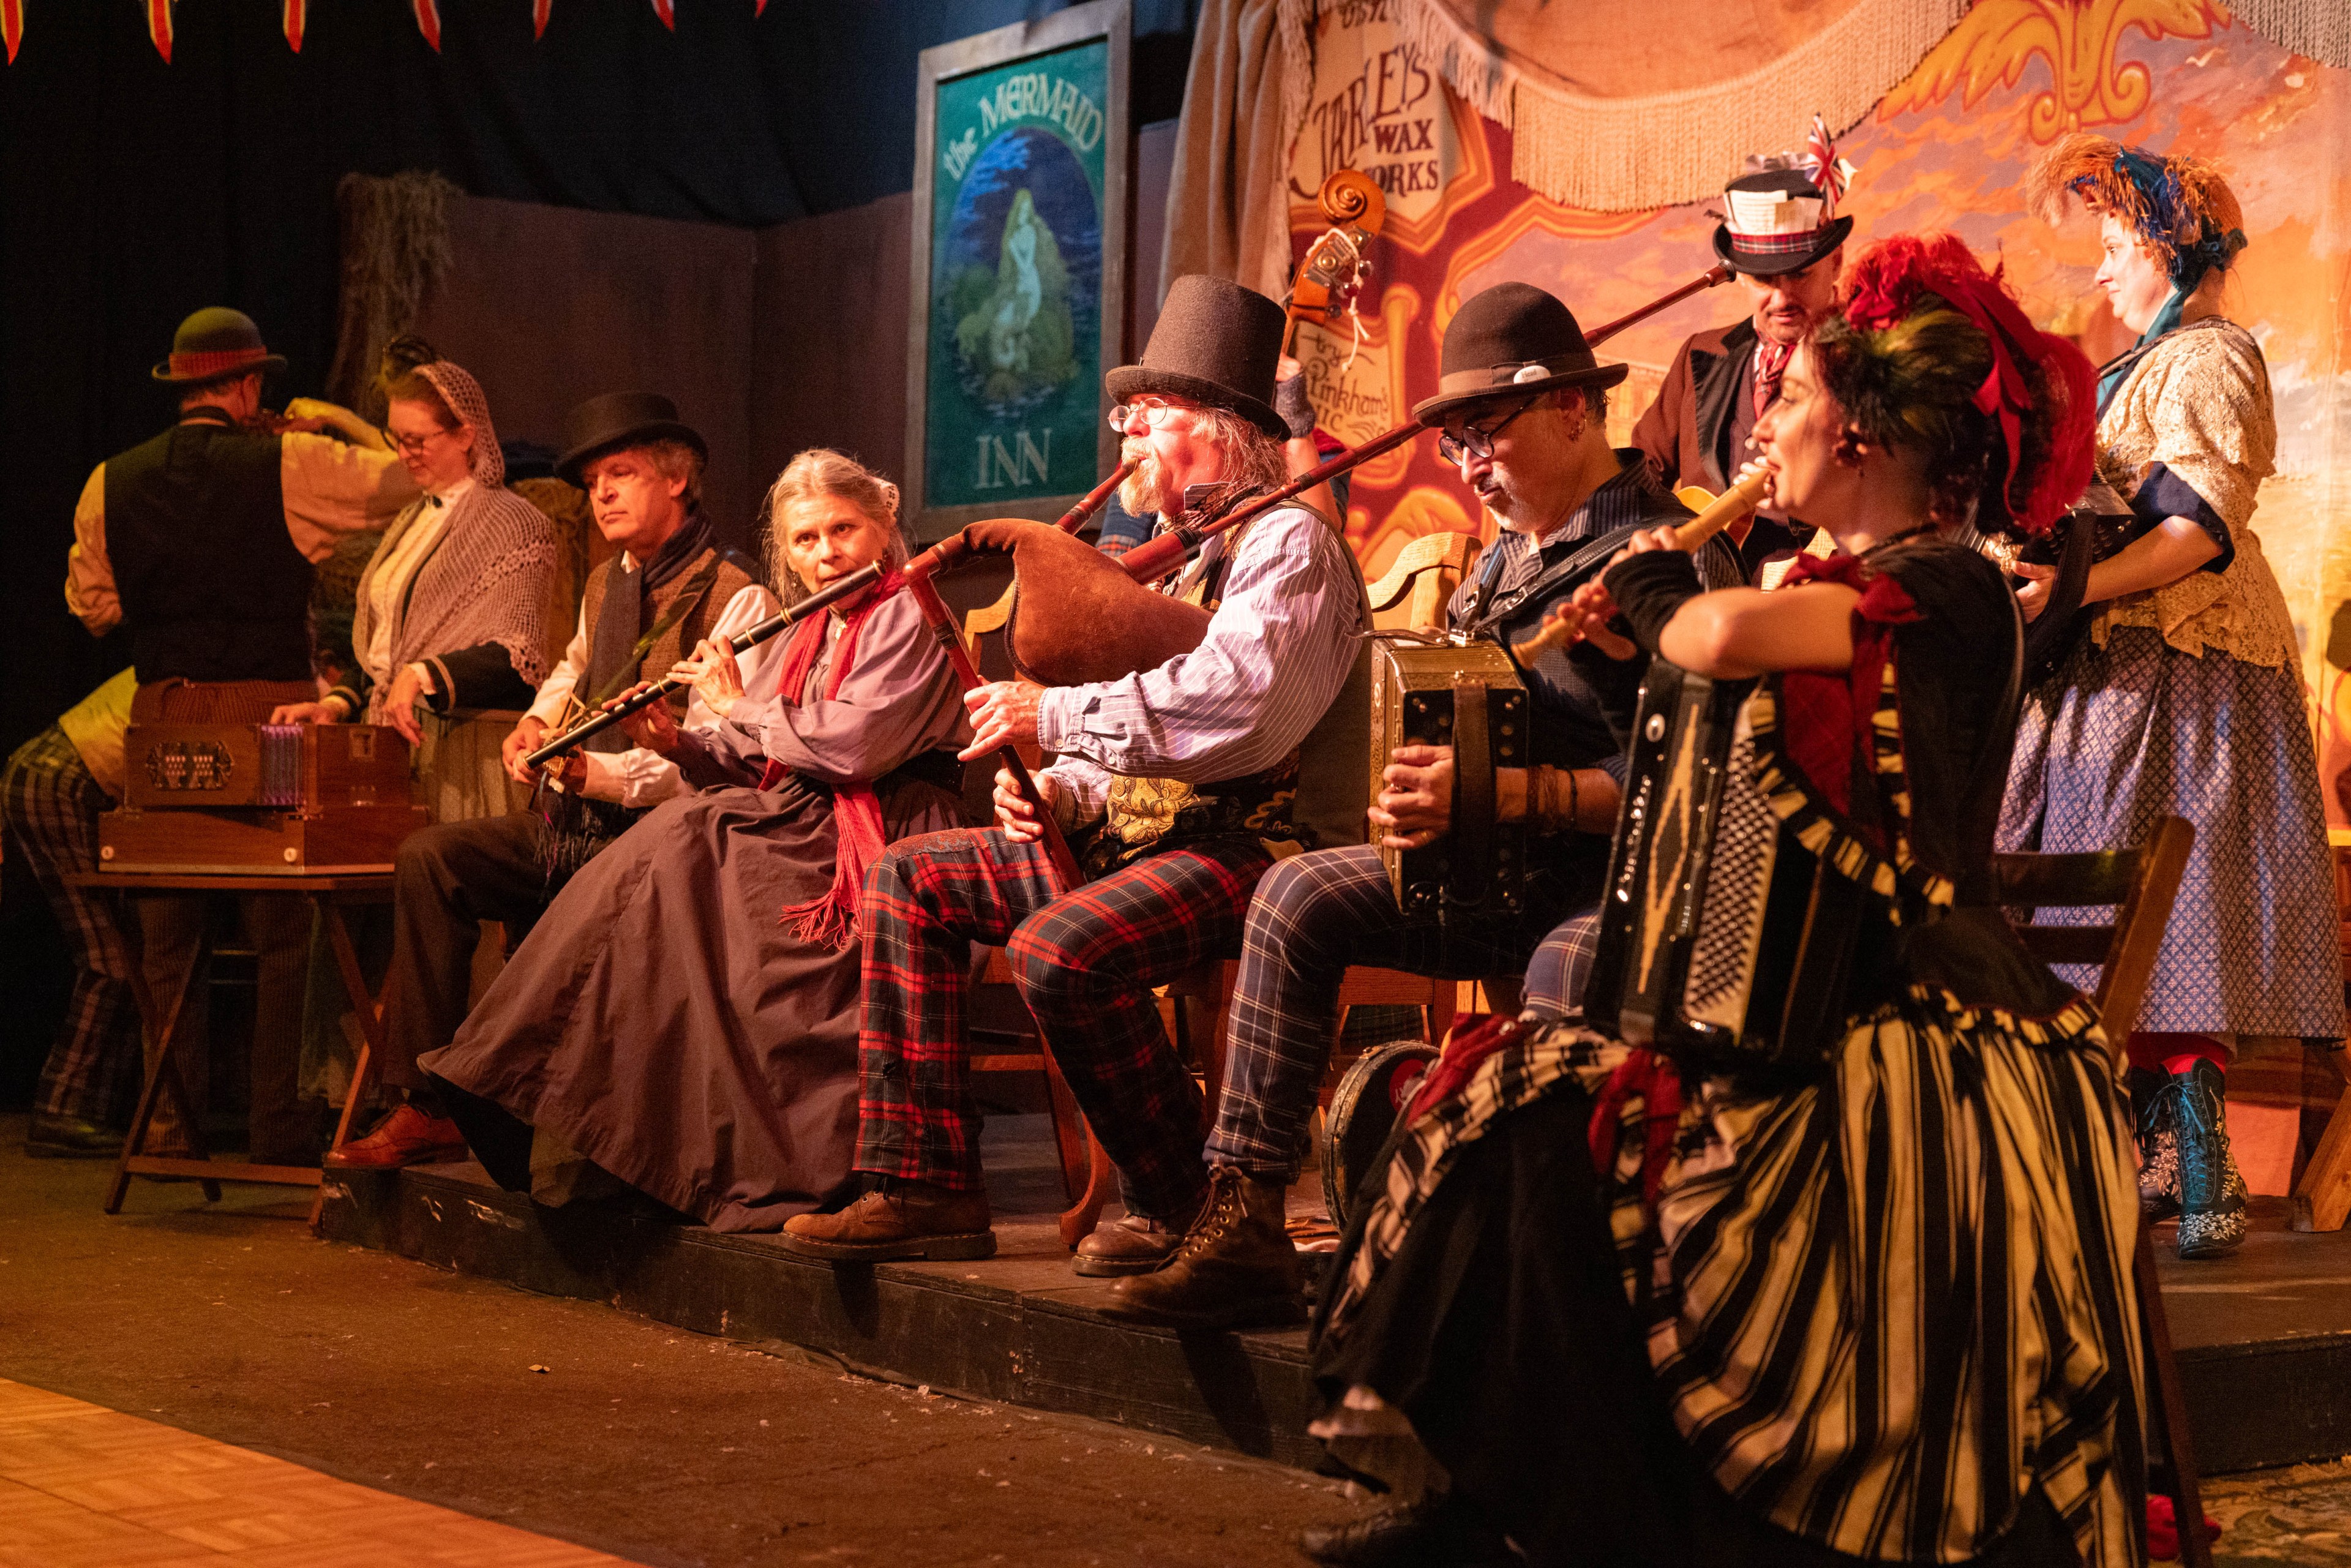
[
  {"left": 276, "top": 359, "right": 557, "bottom": 740},
  {"left": 2001, "top": 136, "right": 2342, "bottom": 1261}
]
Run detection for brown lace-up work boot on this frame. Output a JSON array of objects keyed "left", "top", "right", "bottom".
[
  {"left": 1101, "top": 1165, "right": 1303, "bottom": 1327},
  {"left": 779, "top": 1179, "right": 995, "bottom": 1262},
  {"left": 1072, "top": 1188, "right": 1210, "bottom": 1278}
]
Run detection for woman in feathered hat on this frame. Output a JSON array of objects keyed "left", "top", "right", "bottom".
[
  {"left": 1295, "top": 235, "right": 2144, "bottom": 1568},
  {"left": 2002, "top": 135, "right": 2342, "bottom": 1261}
]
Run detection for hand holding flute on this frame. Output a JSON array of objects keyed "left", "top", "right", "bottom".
[
  {"left": 1510, "top": 464, "right": 1773, "bottom": 664},
  {"left": 522, "top": 560, "right": 886, "bottom": 770}
]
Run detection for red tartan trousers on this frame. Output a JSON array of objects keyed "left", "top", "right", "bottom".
[{"left": 855, "top": 825, "right": 1273, "bottom": 1220}]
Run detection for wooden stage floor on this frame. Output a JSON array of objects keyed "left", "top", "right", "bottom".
[
  {"left": 0, "top": 1378, "right": 642, "bottom": 1567},
  {"left": 296, "top": 1115, "right": 2351, "bottom": 1478}
]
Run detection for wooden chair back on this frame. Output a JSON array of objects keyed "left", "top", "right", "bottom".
[
  {"left": 1994, "top": 814, "right": 2211, "bottom": 1568},
  {"left": 1366, "top": 531, "right": 1482, "bottom": 631},
  {"left": 1994, "top": 815, "right": 2194, "bottom": 1048}
]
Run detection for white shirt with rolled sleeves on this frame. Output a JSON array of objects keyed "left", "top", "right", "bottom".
[
  {"left": 1033, "top": 505, "right": 1365, "bottom": 825},
  {"left": 527, "top": 555, "right": 782, "bottom": 809}
]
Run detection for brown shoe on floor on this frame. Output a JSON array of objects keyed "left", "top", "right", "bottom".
[
  {"left": 323, "top": 1105, "right": 468, "bottom": 1170},
  {"left": 1101, "top": 1165, "right": 1303, "bottom": 1328},
  {"left": 1072, "top": 1192, "right": 1208, "bottom": 1278},
  {"left": 778, "top": 1181, "right": 995, "bottom": 1262}
]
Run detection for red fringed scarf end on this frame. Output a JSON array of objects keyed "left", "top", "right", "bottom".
[{"left": 1588, "top": 1049, "right": 1685, "bottom": 1218}]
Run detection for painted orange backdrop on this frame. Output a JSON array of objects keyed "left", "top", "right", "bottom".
[{"left": 1292, "top": 2, "right": 2351, "bottom": 825}]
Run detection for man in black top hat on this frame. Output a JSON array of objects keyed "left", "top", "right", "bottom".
[
  {"left": 1101, "top": 283, "right": 1743, "bottom": 1349},
  {"left": 1630, "top": 139, "right": 1856, "bottom": 579},
  {"left": 781, "top": 276, "right": 1365, "bottom": 1271},
  {"left": 329, "top": 392, "right": 775, "bottom": 1169},
  {"left": 58, "top": 307, "right": 416, "bottom": 1165}
]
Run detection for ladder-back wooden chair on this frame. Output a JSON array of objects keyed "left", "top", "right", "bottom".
[{"left": 1995, "top": 816, "right": 2211, "bottom": 1568}]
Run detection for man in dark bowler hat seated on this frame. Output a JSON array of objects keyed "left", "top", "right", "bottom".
[
  {"left": 61, "top": 307, "right": 417, "bottom": 1166},
  {"left": 1103, "top": 283, "right": 1746, "bottom": 1334},
  {"left": 1630, "top": 141, "right": 1855, "bottom": 580},
  {"left": 328, "top": 392, "right": 777, "bottom": 1169},
  {"left": 779, "top": 276, "right": 1365, "bottom": 1272}
]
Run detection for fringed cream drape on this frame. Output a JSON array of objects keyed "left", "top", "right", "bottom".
[{"left": 1397, "top": 0, "right": 1968, "bottom": 213}]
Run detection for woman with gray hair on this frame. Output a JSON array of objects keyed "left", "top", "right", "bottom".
[
  {"left": 272, "top": 359, "right": 555, "bottom": 739},
  {"left": 419, "top": 449, "right": 975, "bottom": 1232}
]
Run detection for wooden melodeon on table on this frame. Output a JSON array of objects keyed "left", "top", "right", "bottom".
[
  {"left": 1367, "top": 634, "right": 1527, "bottom": 929},
  {"left": 99, "top": 722, "right": 428, "bottom": 876},
  {"left": 1581, "top": 661, "right": 1864, "bottom": 1072}
]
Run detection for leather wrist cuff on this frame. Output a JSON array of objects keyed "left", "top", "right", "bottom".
[
  {"left": 1273, "top": 373, "right": 1318, "bottom": 440},
  {"left": 1602, "top": 549, "right": 1704, "bottom": 656}
]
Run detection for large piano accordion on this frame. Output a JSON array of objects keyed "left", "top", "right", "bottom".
[
  {"left": 100, "top": 722, "right": 428, "bottom": 875},
  {"left": 1367, "top": 635, "right": 1526, "bottom": 928},
  {"left": 1582, "top": 662, "right": 1864, "bottom": 1072}
]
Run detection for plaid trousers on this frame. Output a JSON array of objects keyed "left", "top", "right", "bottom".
[
  {"left": 1, "top": 726, "right": 140, "bottom": 1123},
  {"left": 856, "top": 826, "right": 1273, "bottom": 1220},
  {"left": 1205, "top": 844, "right": 1602, "bottom": 1182}
]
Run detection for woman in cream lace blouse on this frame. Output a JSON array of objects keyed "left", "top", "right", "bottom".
[{"left": 2003, "top": 135, "right": 2342, "bottom": 1259}]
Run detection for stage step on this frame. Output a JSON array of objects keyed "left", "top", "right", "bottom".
[
  {"left": 317, "top": 1149, "right": 2351, "bottom": 1476},
  {"left": 316, "top": 1137, "right": 1328, "bottom": 1469}
]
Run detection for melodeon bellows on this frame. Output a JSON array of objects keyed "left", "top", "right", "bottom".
[
  {"left": 1581, "top": 661, "right": 1864, "bottom": 1072},
  {"left": 1367, "top": 636, "right": 1526, "bottom": 930}
]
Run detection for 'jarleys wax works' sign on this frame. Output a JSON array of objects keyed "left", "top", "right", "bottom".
[{"left": 907, "top": 1, "right": 1131, "bottom": 538}]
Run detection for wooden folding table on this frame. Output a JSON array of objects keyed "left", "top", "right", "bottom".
[{"left": 70, "top": 869, "right": 393, "bottom": 1229}]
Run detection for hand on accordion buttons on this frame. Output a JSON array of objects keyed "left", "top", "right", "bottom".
[
  {"left": 2012, "top": 560, "right": 2054, "bottom": 623},
  {"left": 1371, "top": 744, "right": 1454, "bottom": 850}
]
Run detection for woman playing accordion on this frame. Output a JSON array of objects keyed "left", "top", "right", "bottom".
[{"left": 1300, "top": 236, "right": 2145, "bottom": 1568}]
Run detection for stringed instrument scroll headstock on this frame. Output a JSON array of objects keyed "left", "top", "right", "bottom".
[{"left": 1281, "top": 170, "right": 1388, "bottom": 358}]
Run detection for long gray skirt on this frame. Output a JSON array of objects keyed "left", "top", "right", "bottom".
[
  {"left": 421, "top": 776, "right": 965, "bottom": 1231},
  {"left": 2000, "top": 625, "right": 2343, "bottom": 1041}
]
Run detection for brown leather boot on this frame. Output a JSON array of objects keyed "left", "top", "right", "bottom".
[
  {"left": 1101, "top": 1165, "right": 1303, "bottom": 1327},
  {"left": 778, "top": 1180, "right": 995, "bottom": 1262},
  {"left": 1072, "top": 1188, "right": 1208, "bottom": 1278}
]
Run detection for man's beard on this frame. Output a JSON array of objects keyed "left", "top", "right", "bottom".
[{"left": 1117, "top": 448, "right": 1170, "bottom": 519}]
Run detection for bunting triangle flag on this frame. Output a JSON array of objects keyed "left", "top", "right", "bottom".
[
  {"left": 533, "top": 0, "right": 551, "bottom": 38},
  {"left": 756, "top": 0, "right": 768, "bottom": 13},
  {"left": 146, "top": 0, "right": 173, "bottom": 62},
  {"left": 282, "top": 0, "right": 306, "bottom": 52},
  {"left": 650, "top": 0, "right": 673, "bottom": 29},
  {"left": 2, "top": 0, "right": 21, "bottom": 66},
  {"left": 411, "top": 0, "right": 440, "bottom": 51}
]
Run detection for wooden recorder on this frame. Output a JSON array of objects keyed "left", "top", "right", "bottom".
[{"left": 100, "top": 722, "right": 427, "bottom": 876}]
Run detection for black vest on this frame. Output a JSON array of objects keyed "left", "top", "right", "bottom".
[{"left": 105, "top": 418, "right": 313, "bottom": 683}]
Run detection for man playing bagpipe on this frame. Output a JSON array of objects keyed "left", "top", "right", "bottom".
[
  {"left": 779, "top": 277, "right": 1365, "bottom": 1269},
  {"left": 1102, "top": 283, "right": 1744, "bottom": 1329}
]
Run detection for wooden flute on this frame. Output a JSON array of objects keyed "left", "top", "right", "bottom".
[
  {"left": 1508, "top": 467, "right": 1774, "bottom": 662},
  {"left": 522, "top": 560, "right": 887, "bottom": 768}
]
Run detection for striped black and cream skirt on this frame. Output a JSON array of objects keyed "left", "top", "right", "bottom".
[{"left": 1318, "top": 986, "right": 2145, "bottom": 1566}]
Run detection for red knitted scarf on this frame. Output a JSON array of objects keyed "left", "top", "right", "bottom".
[{"left": 763, "top": 571, "right": 902, "bottom": 950}]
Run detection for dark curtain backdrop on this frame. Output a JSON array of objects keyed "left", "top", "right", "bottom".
[{"left": 0, "top": 0, "right": 1194, "bottom": 1103}]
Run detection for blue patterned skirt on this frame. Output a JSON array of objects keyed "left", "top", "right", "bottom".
[{"left": 2000, "top": 626, "right": 2344, "bottom": 1041}]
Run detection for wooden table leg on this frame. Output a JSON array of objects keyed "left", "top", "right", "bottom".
[
  {"left": 106, "top": 920, "right": 219, "bottom": 1214},
  {"left": 312, "top": 896, "right": 386, "bottom": 1229}
]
